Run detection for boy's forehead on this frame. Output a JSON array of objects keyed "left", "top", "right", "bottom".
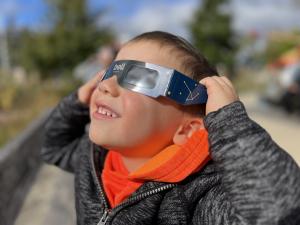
[{"left": 116, "top": 41, "right": 182, "bottom": 72}]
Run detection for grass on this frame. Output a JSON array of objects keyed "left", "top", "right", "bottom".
[{"left": 0, "top": 76, "right": 81, "bottom": 148}]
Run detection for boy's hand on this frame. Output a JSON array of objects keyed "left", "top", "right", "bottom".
[
  {"left": 78, "top": 70, "right": 104, "bottom": 105},
  {"left": 200, "top": 76, "right": 239, "bottom": 115}
]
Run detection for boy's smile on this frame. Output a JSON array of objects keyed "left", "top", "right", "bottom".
[
  {"left": 89, "top": 41, "right": 192, "bottom": 158},
  {"left": 93, "top": 101, "right": 120, "bottom": 119}
]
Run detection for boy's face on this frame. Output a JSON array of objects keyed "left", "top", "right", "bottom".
[{"left": 89, "top": 41, "right": 188, "bottom": 157}]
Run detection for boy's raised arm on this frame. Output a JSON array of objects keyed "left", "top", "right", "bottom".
[
  {"left": 41, "top": 72, "right": 102, "bottom": 173},
  {"left": 195, "top": 76, "right": 300, "bottom": 224}
]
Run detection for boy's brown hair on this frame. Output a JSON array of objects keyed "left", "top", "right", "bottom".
[
  {"left": 129, "top": 31, "right": 219, "bottom": 116},
  {"left": 129, "top": 31, "right": 219, "bottom": 81}
]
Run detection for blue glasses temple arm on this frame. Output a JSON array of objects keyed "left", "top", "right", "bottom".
[{"left": 166, "top": 71, "right": 208, "bottom": 105}]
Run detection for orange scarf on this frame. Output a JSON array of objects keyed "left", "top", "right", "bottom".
[{"left": 101, "top": 129, "right": 210, "bottom": 208}]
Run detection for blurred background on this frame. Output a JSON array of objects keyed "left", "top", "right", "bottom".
[{"left": 0, "top": 0, "right": 300, "bottom": 224}]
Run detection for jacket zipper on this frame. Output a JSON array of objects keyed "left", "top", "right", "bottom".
[
  {"left": 90, "top": 146, "right": 109, "bottom": 209},
  {"left": 90, "top": 146, "right": 177, "bottom": 225},
  {"left": 97, "top": 209, "right": 109, "bottom": 225},
  {"left": 112, "top": 183, "right": 176, "bottom": 213},
  {"left": 105, "top": 184, "right": 176, "bottom": 225}
]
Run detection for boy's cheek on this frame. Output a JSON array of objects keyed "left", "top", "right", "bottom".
[
  {"left": 88, "top": 125, "right": 99, "bottom": 145},
  {"left": 89, "top": 90, "right": 99, "bottom": 114},
  {"left": 89, "top": 89, "right": 97, "bottom": 105}
]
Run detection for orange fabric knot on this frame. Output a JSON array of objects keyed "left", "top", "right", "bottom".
[
  {"left": 101, "top": 129, "right": 210, "bottom": 208},
  {"left": 101, "top": 151, "right": 143, "bottom": 208}
]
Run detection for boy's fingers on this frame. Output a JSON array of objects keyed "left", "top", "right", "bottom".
[
  {"left": 199, "top": 76, "right": 218, "bottom": 88},
  {"left": 199, "top": 77, "right": 208, "bottom": 85},
  {"left": 220, "top": 76, "right": 234, "bottom": 89},
  {"left": 201, "top": 76, "right": 234, "bottom": 94},
  {"left": 199, "top": 76, "right": 214, "bottom": 84},
  {"left": 200, "top": 77, "right": 226, "bottom": 97},
  {"left": 220, "top": 76, "right": 239, "bottom": 97},
  {"left": 96, "top": 70, "right": 105, "bottom": 79},
  {"left": 92, "top": 70, "right": 105, "bottom": 88},
  {"left": 211, "top": 76, "right": 228, "bottom": 89},
  {"left": 95, "top": 70, "right": 105, "bottom": 82}
]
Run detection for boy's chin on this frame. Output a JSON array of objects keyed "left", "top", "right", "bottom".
[
  {"left": 89, "top": 131, "right": 120, "bottom": 149},
  {"left": 89, "top": 131, "right": 105, "bottom": 146}
]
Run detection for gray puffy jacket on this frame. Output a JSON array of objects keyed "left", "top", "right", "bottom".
[{"left": 41, "top": 92, "right": 300, "bottom": 225}]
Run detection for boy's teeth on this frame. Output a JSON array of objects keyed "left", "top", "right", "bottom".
[{"left": 97, "top": 106, "right": 117, "bottom": 118}]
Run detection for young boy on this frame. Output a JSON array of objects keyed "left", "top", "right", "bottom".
[{"left": 42, "top": 31, "right": 300, "bottom": 225}]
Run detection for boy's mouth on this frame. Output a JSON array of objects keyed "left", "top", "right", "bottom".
[
  {"left": 93, "top": 102, "right": 120, "bottom": 119},
  {"left": 97, "top": 105, "right": 118, "bottom": 118}
]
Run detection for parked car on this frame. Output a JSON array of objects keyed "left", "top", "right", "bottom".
[{"left": 263, "top": 63, "right": 300, "bottom": 114}]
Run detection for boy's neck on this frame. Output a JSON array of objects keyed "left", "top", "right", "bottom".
[{"left": 121, "top": 155, "right": 150, "bottom": 173}]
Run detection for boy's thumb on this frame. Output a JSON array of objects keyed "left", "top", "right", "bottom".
[{"left": 199, "top": 78, "right": 206, "bottom": 85}]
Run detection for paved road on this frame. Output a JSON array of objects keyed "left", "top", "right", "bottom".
[
  {"left": 240, "top": 93, "right": 300, "bottom": 166},
  {"left": 14, "top": 166, "right": 76, "bottom": 225},
  {"left": 14, "top": 93, "right": 300, "bottom": 225}
]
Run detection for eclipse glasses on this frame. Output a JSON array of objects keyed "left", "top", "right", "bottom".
[{"left": 101, "top": 60, "right": 207, "bottom": 105}]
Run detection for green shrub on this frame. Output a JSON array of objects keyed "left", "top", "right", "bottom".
[
  {"left": 0, "top": 75, "right": 80, "bottom": 148},
  {"left": 0, "top": 86, "right": 18, "bottom": 110}
]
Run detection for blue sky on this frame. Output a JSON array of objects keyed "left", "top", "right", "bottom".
[
  {"left": 0, "top": 0, "right": 185, "bottom": 30},
  {"left": 0, "top": 0, "right": 45, "bottom": 28},
  {"left": 1, "top": 0, "right": 300, "bottom": 41}
]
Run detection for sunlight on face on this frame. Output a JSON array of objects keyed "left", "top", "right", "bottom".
[{"left": 89, "top": 41, "right": 186, "bottom": 157}]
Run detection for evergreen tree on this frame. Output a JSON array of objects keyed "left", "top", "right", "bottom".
[
  {"left": 20, "top": 0, "right": 113, "bottom": 78},
  {"left": 190, "top": 0, "right": 236, "bottom": 76}
]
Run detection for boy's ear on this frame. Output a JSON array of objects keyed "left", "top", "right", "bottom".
[{"left": 173, "top": 118, "right": 204, "bottom": 145}]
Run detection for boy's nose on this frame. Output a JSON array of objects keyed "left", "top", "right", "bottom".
[{"left": 97, "top": 75, "right": 120, "bottom": 97}]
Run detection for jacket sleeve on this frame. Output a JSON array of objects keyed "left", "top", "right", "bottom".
[
  {"left": 41, "top": 91, "right": 90, "bottom": 173},
  {"left": 193, "top": 101, "right": 300, "bottom": 225}
]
